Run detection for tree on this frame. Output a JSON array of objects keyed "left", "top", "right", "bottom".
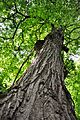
[
  {"left": 0, "top": 0, "right": 80, "bottom": 119},
  {"left": 0, "top": 27, "right": 77, "bottom": 120}
]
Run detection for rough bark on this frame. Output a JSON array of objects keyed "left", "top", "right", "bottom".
[{"left": 0, "top": 28, "right": 77, "bottom": 120}]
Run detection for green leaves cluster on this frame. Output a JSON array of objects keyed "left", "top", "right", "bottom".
[{"left": 66, "top": 63, "right": 80, "bottom": 119}]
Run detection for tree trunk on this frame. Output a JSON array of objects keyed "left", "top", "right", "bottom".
[{"left": 0, "top": 28, "right": 77, "bottom": 120}]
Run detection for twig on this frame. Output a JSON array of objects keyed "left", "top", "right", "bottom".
[
  {"left": 12, "top": 16, "right": 30, "bottom": 44},
  {"left": 12, "top": 49, "right": 34, "bottom": 86},
  {"left": 66, "top": 36, "right": 80, "bottom": 45}
]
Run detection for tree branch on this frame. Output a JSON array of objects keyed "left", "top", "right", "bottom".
[
  {"left": 12, "top": 16, "right": 30, "bottom": 43},
  {"left": 12, "top": 49, "right": 34, "bottom": 86},
  {"left": 66, "top": 36, "right": 80, "bottom": 45},
  {"left": 69, "top": 26, "right": 80, "bottom": 35}
]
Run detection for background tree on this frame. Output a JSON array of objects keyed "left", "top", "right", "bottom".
[{"left": 0, "top": 0, "right": 80, "bottom": 119}]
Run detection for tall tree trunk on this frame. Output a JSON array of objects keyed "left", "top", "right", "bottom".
[{"left": 0, "top": 28, "right": 77, "bottom": 120}]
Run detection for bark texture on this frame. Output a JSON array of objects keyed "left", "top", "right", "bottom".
[{"left": 0, "top": 28, "right": 76, "bottom": 120}]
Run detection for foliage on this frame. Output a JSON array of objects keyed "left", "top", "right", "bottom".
[
  {"left": 65, "top": 62, "right": 80, "bottom": 120},
  {"left": 0, "top": 0, "right": 80, "bottom": 118}
]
